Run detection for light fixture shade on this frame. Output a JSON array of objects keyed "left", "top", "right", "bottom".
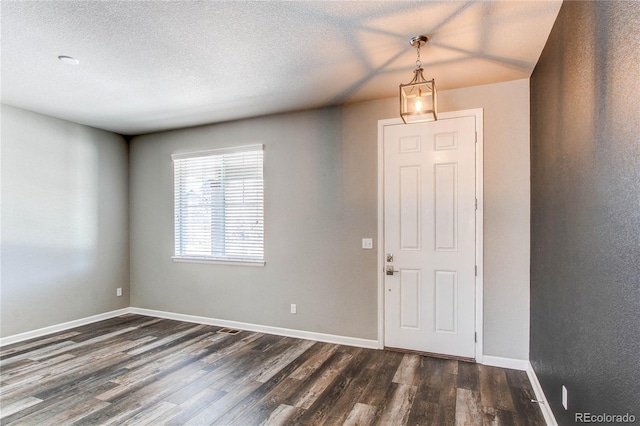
[{"left": 400, "top": 74, "right": 437, "bottom": 124}]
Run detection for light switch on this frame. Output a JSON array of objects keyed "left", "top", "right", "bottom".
[{"left": 362, "top": 238, "right": 374, "bottom": 249}]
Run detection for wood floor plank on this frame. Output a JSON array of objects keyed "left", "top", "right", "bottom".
[
  {"left": 30, "top": 327, "right": 140, "bottom": 362},
  {"left": 1, "top": 353, "right": 76, "bottom": 383},
  {"left": 509, "top": 386, "right": 546, "bottom": 426},
  {"left": 222, "top": 377, "right": 303, "bottom": 426},
  {"left": 392, "top": 353, "right": 422, "bottom": 385},
  {"left": 188, "top": 337, "right": 283, "bottom": 393},
  {"left": 420, "top": 357, "right": 445, "bottom": 403},
  {"left": 111, "top": 348, "right": 205, "bottom": 388},
  {"left": 126, "top": 325, "right": 208, "bottom": 356},
  {"left": 0, "top": 373, "right": 46, "bottom": 399},
  {"left": 117, "top": 400, "right": 178, "bottom": 426},
  {"left": 213, "top": 337, "right": 315, "bottom": 393},
  {"left": 0, "top": 341, "right": 76, "bottom": 368},
  {"left": 161, "top": 386, "right": 227, "bottom": 425},
  {"left": 479, "top": 364, "right": 516, "bottom": 412},
  {"left": 0, "top": 331, "right": 81, "bottom": 359},
  {"left": 443, "top": 358, "right": 459, "bottom": 375},
  {"left": 162, "top": 369, "right": 219, "bottom": 406},
  {"left": 407, "top": 400, "right": 440, "bottom": 425},
  {"left": 6, "top": 337, "right": 149, "bottom": 388},
  {"left": 210, "top": 344, "right": 325, "bottom": 425},
  {"left": 454, "top": 388, "right": 483, "bottom": 426},
  {"left": 291, "top": 348, "right": 371, "bottom": 426},
  {"left": 2, "top": 380, "right": 120, "bottom": 425},
  {"left": 425, "top": 356, "right": 446, "bottom": 387},
  {"left": 3, "top": 332, "right": 156, "bottom": 402},
  {"left": 457, "top": 361, "right": 480, "bottom": 391},
  {"left": 436, "top": 370, "right": 459, "bottom": 426},
  {"left": 31, "top": 352, "right": 132, "bottom": 400},
  {"left": 479, "top": 364, "right": 496, "bottom": 409},
  {"left": 504, "top": 368, "right": 531, "bottom": 391},
  {"left": 406, "top": 357, "right": 444, "bottom": 425},
  {"left": 0, "top": 396, "right": 42, "bottom": 419},
  {"left": 343, "top": 402, "right": 377, "bottom": 426},
  {"left": 288, "top": 342, "right": 338, "bottom": 381},
  {"left": 183, "top": 381, "right": 262, "bottom": 425},
  {"left": 375, "top": 382, "right": 417, "bottom": 426},
  {"left": 483, "top": 406, "right": 521, "bottom": 426},
  {"left": 35, "top": 397, "right": 111, "bottom": 426},
  {"left": 289, "top": 351, "right": 353, "bottom": 409},
  {"left": 319, "top": 365, "right": 377, "bottom": 425},
  {"left": 358, "top": 350, "right": 404, "bottom": 407},
  {"left": 198, "top": 332, "right": 263, "bottom": 366},
  {"left": 76, "top": 363, "right": 208, "bottom": 425},
  {"left": 0, "top": 315, "right": 546, "bottom": 426},
  {"left": 1, "top": 351, "right": 130, "bottom": 418},
  {"left": 259, "top": 403, "right": 304, "bottom": 426},
  {"left": 252, "top": 338, "right": 317, "bottom": 384}
]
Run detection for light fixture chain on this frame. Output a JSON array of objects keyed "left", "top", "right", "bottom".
[{"left": 415, "top": 45, "right": 422, "bottom": 69}]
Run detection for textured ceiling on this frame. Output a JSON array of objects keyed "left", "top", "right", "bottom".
[{"left": 1, "top": 1, "right": 562, "bottom": 135}]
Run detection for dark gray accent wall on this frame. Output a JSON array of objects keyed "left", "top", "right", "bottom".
[{"left": 530, "top": 1, "right": 640, "bottom": 423}]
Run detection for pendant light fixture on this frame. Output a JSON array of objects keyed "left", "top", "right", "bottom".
[{"left": 400, "top": 35, "right": 437, "bottom": 123}]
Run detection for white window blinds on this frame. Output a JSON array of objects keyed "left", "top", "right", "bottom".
[{"left": 172, "top": 145, "right": 264, "bottom": 264}]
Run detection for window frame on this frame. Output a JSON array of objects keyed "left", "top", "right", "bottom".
[{"left": 172, "top": 144, "right": 265, "bottom": 266}]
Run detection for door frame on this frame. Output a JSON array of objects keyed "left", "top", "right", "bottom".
[{"left": 377, "top": 108, "right": 484, "bottom": 362}]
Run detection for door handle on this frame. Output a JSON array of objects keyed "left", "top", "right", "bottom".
[{"left": 386, "top": 265, "right": 399, "bottom": 275}]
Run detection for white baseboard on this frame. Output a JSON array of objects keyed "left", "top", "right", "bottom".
[
  {"left": 482, "top": 356, "right": 557, "bottom": 426},
  {"left": 0, "top": 308, "right": 132, "bottom": 346},
  {"left": 1, "top": 306, "right": 378, "bottom": 350},
  {"left": 129, "top": 307, "right": 379, "bottom": 349},
  {"left": 527, "top": 362, "right": 558, "bottom": 426},
  {"left": 481, "top": 355, "right": 529, "bottom": 371}
]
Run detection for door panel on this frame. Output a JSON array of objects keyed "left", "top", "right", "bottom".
[
  {"left": 400, "top": 269, "right": 421, "bottom": 329},
  {"left": 434, "top": 163, "right": 457, "bottom": 251},
  {"left": 434, "top": 270, "right": 457, "bottom": 333},
  {"left": 384, "top": 115, "right": 476, "bottom": 359},
  {"left": 400, "top": 166, "right": 421, "bottom": 250}
]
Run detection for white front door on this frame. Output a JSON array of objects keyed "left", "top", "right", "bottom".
[{"left": 383, "top": 114, "right": 477, "bottom": 359}]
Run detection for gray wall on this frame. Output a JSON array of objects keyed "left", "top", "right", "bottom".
[
  {"left": 130, "top": 106, "right": 382, "bottom": 339},
  {"left": 530, "top": 1, "right": 640, "bottom": 422},
  {"left": 1, "top": 105, "right": 130, "bottom": 337},
  {"left": 130, "top": 79, "right": 531, "bottom": 359},
  {"left": 438, "top": 80, "right": 531, "bottom": 360}
]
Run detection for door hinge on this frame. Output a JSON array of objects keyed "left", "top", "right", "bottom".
[
  {"left": 475, "top": 131, "right": 478, "bottom": 143},
  {"left": 475, "top": 332, "right": 478, "bottom": 342},
  {"left": 475, "top": 198, "right": 478, "bottom": 210},
  {"left": 475, "top": 265, "right": 478, "bottom": 276}
]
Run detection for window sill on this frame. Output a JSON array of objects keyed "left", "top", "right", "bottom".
[{"left": 172, "top": 257, "right": 265, "bottom": 267}]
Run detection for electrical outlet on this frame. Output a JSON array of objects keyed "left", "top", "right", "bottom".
[
  {"left": 562, "top": 385, "right": 568, "bottom": 410},
  {"left": 116, "top": 288, "right": 123, "bottom": 297},
  {"left": 362, "top": 238, "right": 373, "bottom": 249},
  {"left": 290, "top": 304, "right": 297, "bottom": 314}
]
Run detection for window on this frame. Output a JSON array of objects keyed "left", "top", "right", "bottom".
[{"left": 172, "top": 145, "right": 264, "bottom": 265}]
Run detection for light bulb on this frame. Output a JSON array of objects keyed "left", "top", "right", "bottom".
[
  {"left": 415, "top": 96, "right": 423, "bottom": 112},
  {"left": 414, "top": 89, "right": 423, "bottom": 112}
]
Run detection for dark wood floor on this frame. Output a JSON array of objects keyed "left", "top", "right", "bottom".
[{"left": 0, "top": 314, "right": 545, "bottom": 425}]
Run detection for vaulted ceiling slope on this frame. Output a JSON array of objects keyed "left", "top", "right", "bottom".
[{"left": 1, "top": 1, "right": 562, "bottom": 135}]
